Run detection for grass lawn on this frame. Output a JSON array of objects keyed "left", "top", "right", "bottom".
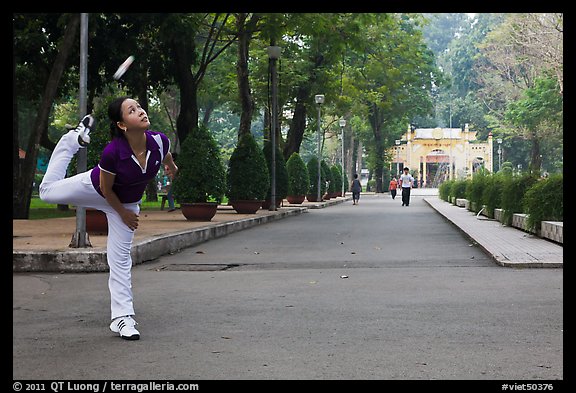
[{"left": 27, "top": 195, "right": 229, "bottom": 220}]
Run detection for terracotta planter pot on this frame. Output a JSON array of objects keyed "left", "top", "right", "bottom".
[
  {"left": 86, "top": 208, "right": 108, "bottom": 235},
  {"left": 287, "top": 195, "right": 305, "bottom": 204},
  {"left": 180, "top": 202, "right": 218, "bottom": 221},
  {"left": 230, "top": 200, "right": 263, "bottom": 214},
  {"left": 306, "top": 194, "right": 320, "bottom": 202},
  {"left": 262, "top": 198, "right": 282, "bottom": 209}
]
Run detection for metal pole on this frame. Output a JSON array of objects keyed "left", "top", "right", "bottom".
[
  {"left": 341, "top": 125, "right": 345, "bottom": 197},
  {"left": 269, "top": 54, "right": 278, "bottom": 211},
  {"left": 70, "top": 12, "right": 91, "bottom": 248},
  {"left": 317, "top": 104, "right": 322, "bottom": 202}
]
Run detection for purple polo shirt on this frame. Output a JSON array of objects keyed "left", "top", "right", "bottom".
[{"left": 90, "top": 130, "right": 170, "bottom": 203}]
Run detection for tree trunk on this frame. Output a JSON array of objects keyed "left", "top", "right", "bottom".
[
  {"left": 529, "top": 131, "right": 542, "bottom": 176},
  {"left": 172, "top": 36, "right": 199, "bottom": 145},
  {"left": 283, "top": 85, "right": 309, "bottom": 160},
  {"left": 13, "top": 13, "right": 80, "bottom": 219},
  {"left": 236, "top": 13, "right": 254, "bottom": 139}
]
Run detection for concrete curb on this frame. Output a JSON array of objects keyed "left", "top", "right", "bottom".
[{"left": 13, "top": 197, "right": 352, "bottom": 273}]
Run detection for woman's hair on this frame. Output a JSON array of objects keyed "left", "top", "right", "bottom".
[{"left": 108, "top": 96, "right": 130, "bottom": 139}]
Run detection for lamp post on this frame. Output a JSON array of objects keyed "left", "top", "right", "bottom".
[
  {"left": 315, "top": 94, "right": 325, "bottom": 202},
  {"left": 70, "top": 13, "right": 90, "bottom": 248},
  {"left": 395, "top": 139, "right": 401, "bottom": 177},
  {"left": 267, "top": 45, "right": 281, "bottom": 211},
  {"left": 339, "top": 118, "right": 346, "bottom": 197},
  {"left": 497, "top": 138, "right": 502, "bottom": 172}
]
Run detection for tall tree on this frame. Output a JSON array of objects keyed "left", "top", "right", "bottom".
[
  {"left": 13, "top": 13, "right": 80, "bottom": 219},
  {"left": 354, "top": 14, "right": 438, "bottom": 192}
]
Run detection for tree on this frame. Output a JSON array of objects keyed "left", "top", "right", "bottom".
[
  {"left": 505, "top": 75, "right": 563, "bottom": 175},
  {"left": 352, "top": 14, "right": 437, "bottom": 192},
  {"left": 13, "top": 13, "right": 80, "bottom": 219}
]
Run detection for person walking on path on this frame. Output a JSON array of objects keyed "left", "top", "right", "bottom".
[
  {"left": 164, "top": 163, "right": 176, "bottom": 212},
  {"left": 389, "top": 176, "right": 398, "bottom": 199},
  {"left": 39, "top": 96, "right": 178, "bottom": 341},
  {"left": 399, "top": 167, "right": 414, "bottom": 206},
  {"left": 350, "top": 173, "right": 362, "bottom": 205}
]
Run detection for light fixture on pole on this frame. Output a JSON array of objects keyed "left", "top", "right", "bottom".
[
  {"left": 395, "top": 139, "right": 401, "bottom": 177},
  {"left": 497, "top": 138, "right": 502, "bottom": 172},
  {"left": 314, "top": 94, "right": 325, "bottom": 202},
  {"left": 267, "top": 45, "right": 281, "bottom": 211},
  {"left": 339, "top": 118, "right": 346, "bottom": 197}
]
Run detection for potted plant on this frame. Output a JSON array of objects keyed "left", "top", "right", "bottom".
[
  {"left": 172, "top": 125, "right": 226, "bottom": 221},
  {"left": 321, "top": 160, "right": 334, "bottom": 200},
  {"left": 286, "top": 152, "right": 309, "bottom": 204},
  {"left": 331, "top": 164, "right": 343, "bottom": 197},
  {"left": 262, "top": 140, "right": 289, "bottom": 209},
  {"left": 226, "top": 133, "right": 270, "bottom": 214},
  {"left": 306, "top": 157, "right": 326, "bottom": 202}
]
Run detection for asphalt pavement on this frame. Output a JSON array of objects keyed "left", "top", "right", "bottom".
[{"left": 12, "top": 191, "right": 563, "bottom": 381}]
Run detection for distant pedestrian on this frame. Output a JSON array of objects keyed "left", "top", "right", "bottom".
[
  {"left": 164, "top": 163, "right": 176, "bottom": 212},
  {"left": 389, "top": 177, "right": 398, "bottom": 199},
  {"left": 399, "top": 167, "right": 414, "bottom": 207},
  {"left": 350, "top": 174, "right": 362, "bottom": 205}
]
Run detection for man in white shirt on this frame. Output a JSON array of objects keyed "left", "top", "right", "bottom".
[{"left": 399, "top": 167, "right": 414, "bottom": 207}]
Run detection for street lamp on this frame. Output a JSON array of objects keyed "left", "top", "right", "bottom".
[
  {"left": 339, "top": 118, "right": 346, "bottom": 197},
  {"left": 267, "top": 45, "right": 281, "bottom": 211},
  {"left": 497, "top": 138, "right": 502, "bottom": 172},
  {"left": 315, "top": 94, "right": 325, "bottom": 202},
  {"left": 395, "top": 139, "right": 401, "bottom": 177}
]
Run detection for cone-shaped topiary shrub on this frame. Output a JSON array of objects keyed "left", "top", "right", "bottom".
[
  {"left": 286, "top": 152, "right": 309, "bottom": 197},
  {"left": 172, "top": 125, "right": 226, "bottom": 204},
  {"left": 226, "top": 132, "right": 270, "bottom": 202}
]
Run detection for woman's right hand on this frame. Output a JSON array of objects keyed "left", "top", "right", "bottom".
[{"left": 121, "top": 209, "right": 139, "bottom": 231}]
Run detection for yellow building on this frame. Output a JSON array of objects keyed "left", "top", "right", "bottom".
[{"left": 390, "top": 124, "right": 493, "bottom": 187}]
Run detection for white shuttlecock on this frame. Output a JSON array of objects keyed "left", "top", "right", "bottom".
[{"left": 113, "top": 55, "right": 135, "bottom": 80}]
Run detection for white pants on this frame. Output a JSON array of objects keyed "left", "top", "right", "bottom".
[{"left": 39, "top": 130, "right": 139, "bottom": 320}]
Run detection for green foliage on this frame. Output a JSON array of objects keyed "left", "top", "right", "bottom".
[
  {"left": 523, "top": 174, "right": 563, "bottom": 231},
  {"left": 286, "top": 152, "right": 309, "bottom": 196},
  {"left": 307, "top": 157, "right": 326, "bottom": 197},
  {"left": 451, "top": 179, "right": 468, "bottom": 200},
  {"left": 500, "top": 173, "right": 538, "bottom": 225},
  {"left": 438, "top": 179, "right": 453, "bottom": 201},
  {"left": 262, "top": 140, "right": 289, "bottom": 200},
  {"left": 226, "top": 133, "right": 269, "bottom": 201},
  {"left": 331, "top": 164, "right": 343, "bottom": 195},
  {"left": 499, "top": 161, "right": 514, "bottom": 175},
  {"left": 172, "top": 124, "right": 226, "bottom": 204},
  {"left": 465, "top": 169, "right": 489, "bottom": 213},
  {"left": 321, "top": 160, "right": 335, "bottom": 194},
  {"left": 482, "top": 173, "right": 505, "bottom": 217}
]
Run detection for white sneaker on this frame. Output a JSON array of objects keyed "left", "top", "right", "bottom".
[
  {"left": 110, "top": 316, "right": 140, "bottom": 340},
  {"left": 76, "top": 114, "right": 94, "bottom": 147}
]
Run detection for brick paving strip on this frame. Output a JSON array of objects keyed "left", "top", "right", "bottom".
[{"left": 424, "top": 197, "right": 563, "bottom": 268}]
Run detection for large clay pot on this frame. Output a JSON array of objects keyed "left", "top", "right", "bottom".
[
  {"left": 180, "top": 202, "right": 218, "bottom": 221},
  {"left": 287, "top": 195, "right": 305, "bottom": 204},
  {"left": 262, "top": 198, "right": 282, "bottom": 209},
  {"left": 306, "top": 194, "right": 320, "bottom": 202},
  {"left": 230, "top": 200, "right": 263, "bottom": 214},
  {"left": 86, "top": 208, "right": 108, "bottom": 235}
]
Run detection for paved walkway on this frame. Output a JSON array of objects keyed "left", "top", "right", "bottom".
[
  {"left": 424, "top": 197, "right": 563, "bottom": 268},
  {"left": 13, "top": 190, "right": 562, "bottom": 272}
]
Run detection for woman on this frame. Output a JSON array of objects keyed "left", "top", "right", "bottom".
[
  {"left": 40, "top": 97, "right": 178, "bottom": 340},
  {"left": 389, "top": 176, "right": 398, "bottom": 200},
  {"left": 350, "top": 173, "right": 362, "bottom": 205}
]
